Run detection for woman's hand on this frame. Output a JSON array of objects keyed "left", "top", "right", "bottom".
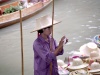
[
  {"left": 54, "top": 36, "right": 68, "bottom": 56},
  {"left": 59, "top": 36, "right": 68, "bottom": 47},
  {"left": 59, "top": 36, "right": 65, "bottom": 46},
  {"left": 64, "top": 37, "right": 68, "bottom": 44}
]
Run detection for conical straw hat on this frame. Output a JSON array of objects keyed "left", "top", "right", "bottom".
[{"left": 30, "top": 15, "right": 61, "bottom": 33}]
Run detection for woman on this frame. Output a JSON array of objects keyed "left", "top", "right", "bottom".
[{"left": 31, "top": 15, "right": 68, "bottom": 75}]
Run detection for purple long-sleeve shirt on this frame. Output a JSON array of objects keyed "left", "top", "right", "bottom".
[{"left": 33, "top": 35, "right": 64, "bottom": 75}]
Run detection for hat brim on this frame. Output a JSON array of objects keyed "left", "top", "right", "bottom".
[
  {"left": 67, "top": 63, "right": 88, "bottom": 70},
  {"left": 30, "top": 21, "right": 61, "bottom": 33},
  {"left": 61, "top": 64, "right": 68, "bottom": 68},
  {"left": 89, "top": 69, "right": 100, "bottom": 73}
]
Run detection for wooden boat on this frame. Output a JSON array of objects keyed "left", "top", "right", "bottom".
[{"left": 0, "top": 0, "right": 52, "bottom": 28}]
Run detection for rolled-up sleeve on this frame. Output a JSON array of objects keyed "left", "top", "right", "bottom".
[
  {"left": 33, "top": 41, "right": 56, "bottom": 64},
  {"left": 57, "top": 48, "right": 64, "bottom": 55}
]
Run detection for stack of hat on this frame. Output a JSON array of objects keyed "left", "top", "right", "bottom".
[
  {"left": 67, "top": 58, "right": 88, "bottom": 70},
  {"left": 89, "top": 62, "right": 100, "bottom": 75},
  {"left": 79, "top": 42, "right": 100, "bottom": 57}
]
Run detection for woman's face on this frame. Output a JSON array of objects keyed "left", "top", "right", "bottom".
[{"left": 43, "top": 26, "right": 52, "bottom": 36}]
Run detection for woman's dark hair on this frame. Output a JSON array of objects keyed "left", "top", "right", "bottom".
[
  {"left": 37, "top": 26, "right": 51, "bottom": 34},
  {"left": 38, "top": 29, "right": 43, "bottom": 34}
]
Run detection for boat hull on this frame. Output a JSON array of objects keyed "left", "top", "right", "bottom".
[
  {"left": 0, "top": 0, "right": 8, "bottom": 3},
  {"left": 0, "top": 0, "right": 52, "bottom": 28}
]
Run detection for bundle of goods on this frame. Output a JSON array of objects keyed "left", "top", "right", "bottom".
[
  {"left": 79, "top": 42, "right": 100, "bottom": 63},
  {"left": 57, "top": 41, "right": 100, "bottom": 75}
]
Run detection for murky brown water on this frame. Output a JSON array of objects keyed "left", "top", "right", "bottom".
[{"left": 0, "top": 0, "right": 100, "bottom": 75}]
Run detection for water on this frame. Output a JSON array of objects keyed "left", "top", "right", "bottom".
[{"left": 0, "top": 0, "right": 100, "bottom": 75}]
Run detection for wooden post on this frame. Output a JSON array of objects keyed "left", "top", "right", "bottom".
[
  {"left": 52, "top": 0, "right": 54, "bottom": 37},
  {"left": 50, "top": 0, "right": 55, "bottom": 75},
  {"left": 19, "top": 10, "right": 24, "bottom": 75}
]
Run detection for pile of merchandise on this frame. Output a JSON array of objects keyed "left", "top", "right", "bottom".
[{"left": 57, "top": 35, "right": 100, "bottom": 75}]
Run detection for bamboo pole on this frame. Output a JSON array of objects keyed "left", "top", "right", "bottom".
[
  {"left": 52, "top": 0, "right": 54, "bottom": 37},
  {"left": 50, "top": 0, "right": 55, "bottom": 75},
  {"left": 19, "top": 10, "right": 24, "bottom": 75}
]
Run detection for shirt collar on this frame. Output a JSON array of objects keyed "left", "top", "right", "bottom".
[{"left": 38, "top": 35, "right": 50, "bottom": 43}]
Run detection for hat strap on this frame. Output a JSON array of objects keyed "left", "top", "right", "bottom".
[{"left": 37, "top": 32, "right": 40, "bottom": 37}]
